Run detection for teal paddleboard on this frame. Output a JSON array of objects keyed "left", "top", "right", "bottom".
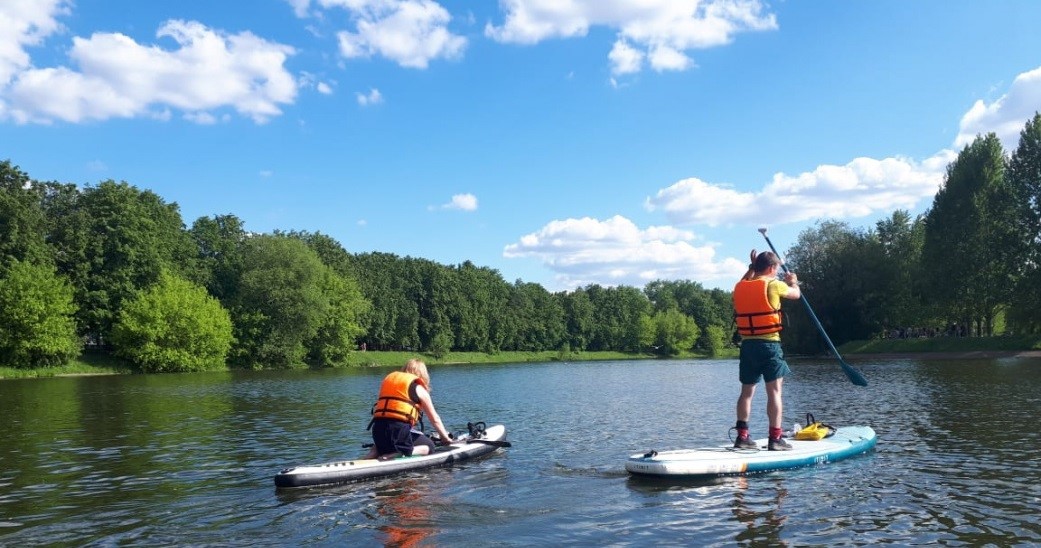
[{"left": 626, "top": 425, "right": 876, "bottom": 479}]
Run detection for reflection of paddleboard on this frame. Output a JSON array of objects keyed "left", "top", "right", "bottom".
[
  {"left": 625, "top": 425, "right": 875, "bottom": 479},
  {"left": 274, "top": 424, "right": 509, "bottom": 488}
]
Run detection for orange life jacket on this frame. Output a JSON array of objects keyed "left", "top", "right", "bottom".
[
  {"left": 371, "top": 371, "right": 426, "bottom": 425},
  {"left": 733, "top": 278, "right": 783, "bottom": 336}
]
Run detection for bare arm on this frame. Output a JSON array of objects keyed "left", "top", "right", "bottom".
[
  {"left": 415, "top": 385, "right": 451, "bottom": 442},
  {"left": 782, "top": 272, "right": 801, "bottom": 300}
]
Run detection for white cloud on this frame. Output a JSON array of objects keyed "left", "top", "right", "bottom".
[
  {"left": 438, "top": 193, "right": 478, "bottom": 211},
  {"left": 296, "top": 0, "right": 466, "bottom": 69},
  {"left": 316, "top": 81, "right": 333, "bottom": 94},
  {"left": 3, "top": 19, "right": 298, "bottom": 124},
  {"left": 0, "top": 0, "right": 70, "bottom": 87},
  {"left": 504, "top": 215, "right": 746, "bottom": 290},
  {"left": 645, "top": 152, "right": 954, "bottom": 227},
  {"left": 956, "top": 65, "right": 1041, "bottom": 151},
  {"left": 485, "top": 0, "right": 776, "bottom": 75},
  {"left": 356, "top": 87, "right": 383, "bottom": 106}
]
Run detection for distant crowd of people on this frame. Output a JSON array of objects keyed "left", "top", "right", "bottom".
[{"left": 884, "top": 323, "right": 969, "bottom": 339}]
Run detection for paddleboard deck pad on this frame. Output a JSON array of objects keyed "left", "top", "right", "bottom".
[
  {"left": 275, "top": 423, "right": 508, "bottom": 488},
  {"left": 626, "top": 425, "right": 875, "bottom": 479}
]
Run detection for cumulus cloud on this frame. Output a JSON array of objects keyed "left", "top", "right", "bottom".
[
  {"left": 2, "top": 18, "right": 297, "bottom": 124},
  {"left": 645, "top": 152, "right": 955, "bottom": 227},
  {"left": 437, "top": 193, "right": 478, "bottom": 211},
  {"left": 956, "top": 65, "right": 1041, "bottom": 151},
  {"left": 294, "top": 0, "right": 466, "bottom": 69},
  {"left": 356, "top": 87, "right": 383, "bottom": 106},
  {"left": 0, "top": 0, "right": 70, "bottom": 87},
  {"left": 504, "top": 215, "right": 747, "bottom": 289},
  {"left": 485, "top": 0, "right": 776, "bottom": 75}
]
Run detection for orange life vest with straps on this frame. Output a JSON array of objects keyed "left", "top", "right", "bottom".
[
  {"left": 733, "top": 278, "right": 783, "bottom": 337},
  {"left": 371, "top": 371, "right": 426, "bottom": 425}
]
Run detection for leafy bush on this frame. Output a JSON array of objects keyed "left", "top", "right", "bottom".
[{"left": 112, "top": 272, "right": 233, "bottom": 373}]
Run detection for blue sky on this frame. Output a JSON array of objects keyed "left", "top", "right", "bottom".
[{"left": 3, "top": 1, "right": 1040, "bottom": 292}]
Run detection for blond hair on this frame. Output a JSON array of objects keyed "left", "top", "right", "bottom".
[{"left": 403, "top": 358, "right": 431, "bottom": 388}]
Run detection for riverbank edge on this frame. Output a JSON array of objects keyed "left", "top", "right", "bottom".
[
  {"left": 841, "top": 350, "right": 1041, "bottom": 360},
  {"left": 1, "top": 349, "right": 736, "bottom": 380}
]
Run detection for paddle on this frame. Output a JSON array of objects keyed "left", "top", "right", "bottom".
[
  {"left": 757, "top": 228, "right": 869, "bottom": 387},
  {"left": 465, "top": 439, "right": 512, "bottom": 448}
]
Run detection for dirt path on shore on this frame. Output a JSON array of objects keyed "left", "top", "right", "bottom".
[{"left": 845, "top": 350, "right": 1041, "bottom": 360}]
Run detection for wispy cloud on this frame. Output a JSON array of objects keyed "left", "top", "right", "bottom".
[
  {"left": 434, "top": 193, "right": 478, "bottom": 211},
  {"left": 486, "top": 0, "right": 777, "bottom": 76},
  {"left": 356, "top": 88, "right": 383, "bottom": 106}
]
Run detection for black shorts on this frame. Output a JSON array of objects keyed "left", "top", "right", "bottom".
[{"left": 371, "top": 419, "right": 434, "bottom": 456}]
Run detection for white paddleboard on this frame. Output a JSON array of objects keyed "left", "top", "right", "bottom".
[
  {"left": 275, "top": 423, "right": 508, "bottom": 488},
  {"left": 625, "top": 425, "right": 876, "bottom": 479}
]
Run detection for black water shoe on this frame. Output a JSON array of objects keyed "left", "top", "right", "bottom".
[
  {"left": 768, "top": 437, "right": 792, "bottom": 451},
  {"left": 733, "top": 436, "right": 758, "bottom": 450}
]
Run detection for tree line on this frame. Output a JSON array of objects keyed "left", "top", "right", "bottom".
[
  {"left": 0, "top": 166, "right": 732, "bottom": 372},
  {"left": 3, "top": 113, "right": 1038, "bottom": 371},
  {"left": 780, "top": 113, "right": 1041, "bottom": 354}
]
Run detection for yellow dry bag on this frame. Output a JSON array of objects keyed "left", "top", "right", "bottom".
[{"left": 793, "top": 413, "right": 837, "bottom": 441}]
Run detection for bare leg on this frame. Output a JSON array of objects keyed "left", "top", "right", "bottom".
[
  {"left": 736, "top": 383, "right": 757, "bottom": 423},
  {"left": 764, "top": 378, "right": 784, "bottom": 430}
]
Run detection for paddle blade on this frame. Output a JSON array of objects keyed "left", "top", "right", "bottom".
[
  {"left": 468, "top": 439, "right": 512, "bottom": 448},
  {"left": 841, "top": 360, "right": 868, "bottom": 386}
]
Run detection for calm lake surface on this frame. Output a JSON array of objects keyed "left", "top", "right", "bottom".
[{"left": 2, "top": 356, "right": 1040, "bottom": 546}]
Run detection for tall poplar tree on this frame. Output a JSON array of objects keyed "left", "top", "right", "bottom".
[
  {"left": 922, "top": 133, "right": 1014, "bottom": 334},
  {"left": 1007, "top": 113, "right": 1041, "bottom": 332}
]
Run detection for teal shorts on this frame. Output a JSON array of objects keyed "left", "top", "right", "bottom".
[{"left": 739, "top": 339, "right": 791, "bottom": 385}]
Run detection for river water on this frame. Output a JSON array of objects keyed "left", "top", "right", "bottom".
[{"left": 1, "top": 356, "right": 1039, "bottom": 546}]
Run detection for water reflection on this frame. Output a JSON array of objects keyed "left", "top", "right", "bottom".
[
  {"left": 730, "top": 476, "right": 788, "bottom": 546},
  {"left": 2, "top": 358, "right": 1041, "bottom": 545},
  {"left": 373, "top": 480, "right": 439, "bottom": 548}
]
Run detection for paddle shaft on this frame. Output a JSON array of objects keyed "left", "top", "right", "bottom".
[{"left": 757, "top": 231, "right": 868, "bottom": 386}]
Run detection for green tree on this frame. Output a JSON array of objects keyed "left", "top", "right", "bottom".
[
  {"left": 586, "top": 285, "right": 651, "bottom": 352},
  {"left": 1007, "top": 113, "right": 1041, "bottom": 332},
  {"left": 645, "top": 279, "right": 732, "bottom": 352},
  {"left": 48, "top": 180, "right": 199, "bottom": 344},
  {"left": 922, "top": 134, "right": 1015, "bottom": 335},
  {"left": 190, "top": 214, "right": 247, "bottom": 302},
  {"left": 0, "top": 161, "right": 52, "bottom": 269},
  {"left": 785, "top": 221, "right": 890, "bottom": 352},
  {"left": 111, "top": 272, "right": 233, "bottom": 373},
  {"left": 559, "top": 287, "right": 595, "bottom": 351},
  {"left": 0, "top": 260, "right": 82, "bottom": 368},
  {"left": 228, "top": 235, "right": 364, "bottom": 368},
  {"left": 640, "top": 308, "right": 700, "bottom": 356}
]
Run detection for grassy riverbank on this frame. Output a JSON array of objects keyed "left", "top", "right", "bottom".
[
  {"left": 0, "top": 348, "right": 739, "bottom": 379},
  {"left": 838, "top": 334, "right": 1041, "bottom": 355}
]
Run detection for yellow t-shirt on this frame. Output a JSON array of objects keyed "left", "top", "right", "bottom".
[{"left": 741, "top": 277, "right": 790, "bottom": 342}]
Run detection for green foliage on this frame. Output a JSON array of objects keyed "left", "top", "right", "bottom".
[
  {"left": 48, "top": 180, "right": 199, "bottom": 343},
  {"left": 0, "top": 260, "right": 82, "bottom": 368},
  {"left": 1007, "top": 113, "right": 1041, "bottom": 333},
  {"left": 227, "top": 235, "right": 366, "bottom": 369},
  {"left": 111, "top": 272, "right": 233, "bottom": 373},
  {"left": 0, "top": 161, "right": 53, "bottom": 269},
  {"left": 923, "top": 133, "right": 1015, "bottom": 335},
  {"left": 640, "top": 308, "right": 700, "bottom": 356},
  {"left": 701, "top": 325, "right": 729, "bottom": 357}
]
